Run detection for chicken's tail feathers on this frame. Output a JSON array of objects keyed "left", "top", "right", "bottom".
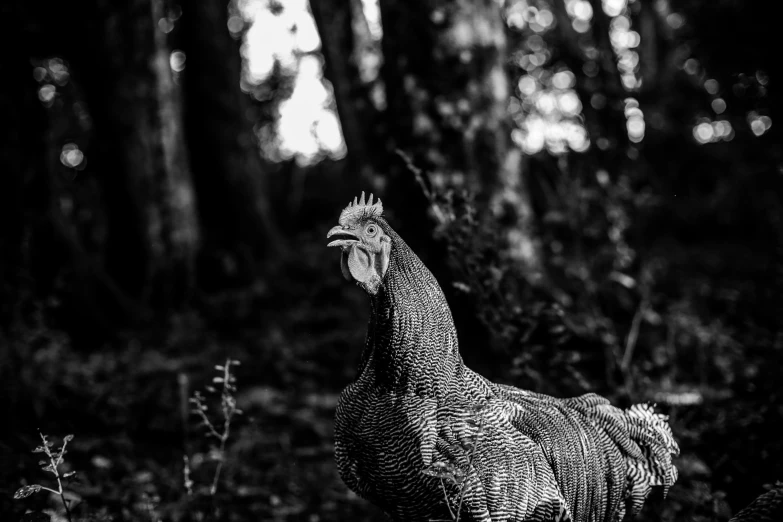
[
  {"left": 559, "top": 394, "right": 678, "bottom": 518},
  {"left": 729, "top": 481, "right": 783, "bottom": 522},
  {"left": 622, "top": 403, "right": 679, "bottom": 518}
]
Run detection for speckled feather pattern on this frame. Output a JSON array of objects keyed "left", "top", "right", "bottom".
[
  {"left": 729, "top": 483, "right": 783, "bottom": 522},
  {"left": 334, "top": 218, "right": 679, "bottom": 522}
]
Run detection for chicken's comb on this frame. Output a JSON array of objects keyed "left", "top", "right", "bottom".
[{"left": 339, "top": 191, "right": 383, "bottom": 226}]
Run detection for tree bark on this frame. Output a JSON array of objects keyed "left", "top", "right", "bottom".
[
  {"left": 68, "top": 0, "right": 200, "bottom": 308},
  {"left": 379, "top": 0, "right": 545, "bottom": 279},
  {"left": 180, "top": 0, "right": 283, "bottom": 286},
  {"left": 0, "top": 35, "right": 30, "bottom": 329},
  {"left": 310, "top": 0, "right": 380, "bottom": 188}
]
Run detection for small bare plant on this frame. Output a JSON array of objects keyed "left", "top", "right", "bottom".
[
  {"left": 188, "top": 358, "right": 243, "bottom": 497},
  {"left": 14, "top": 431, "right": 77, "bottom": 522},
  {"left": 423, "top": 401, "right": 488, "bottom": 522}
]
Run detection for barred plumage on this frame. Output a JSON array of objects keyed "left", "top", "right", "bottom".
[
  {"left": 729, "top": 483, "right": 783, "bottom": 522},
  {"left": 328, "top": 196, "right": 679, "bottom": 521}
]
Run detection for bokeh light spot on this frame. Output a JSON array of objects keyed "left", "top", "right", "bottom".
[
  {"left": 38, "top": 84, "right": 56, "bottom": 106},
  {"left": 60, "top": 143, "right": 85, "bottom": 169},
  {"left": 227, "top": 15, "right": 245, "bottom": 36},
  {"left": 159, "top": 17, "right": 174, "bottom": 33},
  {"left": 48, "top": 58, "right": 70, "bottom": 86},
  {"left": 591, "top": 92, "right": 607, "bottom": 109},
  {"left": 360, "top": 0, "right": 383, "bottom": 39},
  {"left": 536, "top": 9, "right": 554, "bottom": 28},
  {"left": 666, "top": 13, "right": 684, "bottom": 29},
  {"left": 572, "top": 18, "right": 591, "bottom": 33},
  {"left": 747, "top": 112, "right": 772, "bottom": 137},
  {"left": 552, "top": 70, "right": 576, "bottom": 89},
  {"left": 602, "top": 0, "right": 627, "bottom": 17},
  {"left": 518, "top": 76, "right": 538, "bottom": 96},
  {"left": 33, "top": 67, "right": 47, "bottom": 82},
  {"left": 170, "top": 50, "right": 186, "bottom": 72},
  {"left": 569, "top": 0, "right": 593, "bottom": 21},
  {"left": 558, "top": 91, "right": 581, "bottom": 115},
  {"left": 536, "top": 92, "right": 557, "bottom": 114},
  {"left": 694, "top": 122, "right": 713, "bottom": 143},
  {"left": 624, "top": 98, "right": 644, "bottom": 142},
  {"left": 583, "top": 61, "right": 599, "bottom": 77},
  {"left": 627, "top": 117, "right": 644, "bottom": 142}
]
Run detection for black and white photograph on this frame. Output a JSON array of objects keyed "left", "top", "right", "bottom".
[{"left": 1, "top": 0, "right": 781, "bottom": 520}]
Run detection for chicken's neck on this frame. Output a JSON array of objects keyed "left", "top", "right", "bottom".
[{"left": 359, "top": 237, "right": 464, "bottom": 396}]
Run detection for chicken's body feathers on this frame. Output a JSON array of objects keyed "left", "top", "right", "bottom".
[{"left": 330, "top": 205, "right": 678, "bottom": 521}]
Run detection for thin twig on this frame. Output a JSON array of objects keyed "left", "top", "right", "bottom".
[
  {"left": 191, "top": 393, "right": 223, "bottom": 440},
  {"left": 211, "top": 359, "right": 237, "bottom": 495},
  {"left": 441, "top": 478, "right": 456, "bottom": 520},
  {"left": 187, "top": 358, "right": 242, "bottom": 507},
  {"left": 39, "top": 431, "right": 73, "bottom": 522},
  {"left": 395, "top": 149, "right": 451, "bottom": 226},
  {"left": 179, "top": 373, "right": 194, "bottom": 496},
  {"left": 395, "top": 149, "right": 432, "bottom": 200},
  {"left": 456, "top": 406, "right": 486, "bottom": 522},
  {"left": 621, "top": 300, "right": 647, "bottom": 372}
]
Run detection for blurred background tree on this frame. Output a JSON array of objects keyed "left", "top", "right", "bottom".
[{"left": 1, "top": 0, "right": 781, "bottom": 520}]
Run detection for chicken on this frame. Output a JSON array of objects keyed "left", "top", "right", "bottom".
[
  {"left": 729, "top": 483, "right": 783, "bottom": 522},
  {"left": 327, "top": 192, "right": 678, "bottom": 521}
]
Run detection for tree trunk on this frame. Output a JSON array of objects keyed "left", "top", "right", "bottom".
[
  {"left": 379, "top": 0, "right": 545, "bottom": 279},
  {"left": 69, "top": 0, "right": 200, "bottom": 308},
  {"left": 0, "top": 35, "right": 30, "bottom": 329},
  {"left": 310, "top": 0, "right": 380, "bottom": 188},
  {"left": 181, "top": 0, "right": 283, "bottom": 287}
]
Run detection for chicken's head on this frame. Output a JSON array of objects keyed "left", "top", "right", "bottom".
[{"left": 327, "top": 192, "right": 391, "bottom": 295}]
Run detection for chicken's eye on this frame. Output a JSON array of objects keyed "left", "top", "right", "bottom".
[{"left": 366, "top": 224, "right": 378, "bottom": 236}]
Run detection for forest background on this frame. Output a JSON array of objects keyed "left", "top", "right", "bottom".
[{"left": 1, "top": 0, "right": 781, "bottom": 520}]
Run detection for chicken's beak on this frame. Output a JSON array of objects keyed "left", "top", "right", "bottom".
[{"left": 327, "top": 226, "right": 359, "bottom": 249}]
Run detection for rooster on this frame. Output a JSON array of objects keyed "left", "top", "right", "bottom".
[{"left": 327, "top": 193, "right": 678, "bottom": 521}]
